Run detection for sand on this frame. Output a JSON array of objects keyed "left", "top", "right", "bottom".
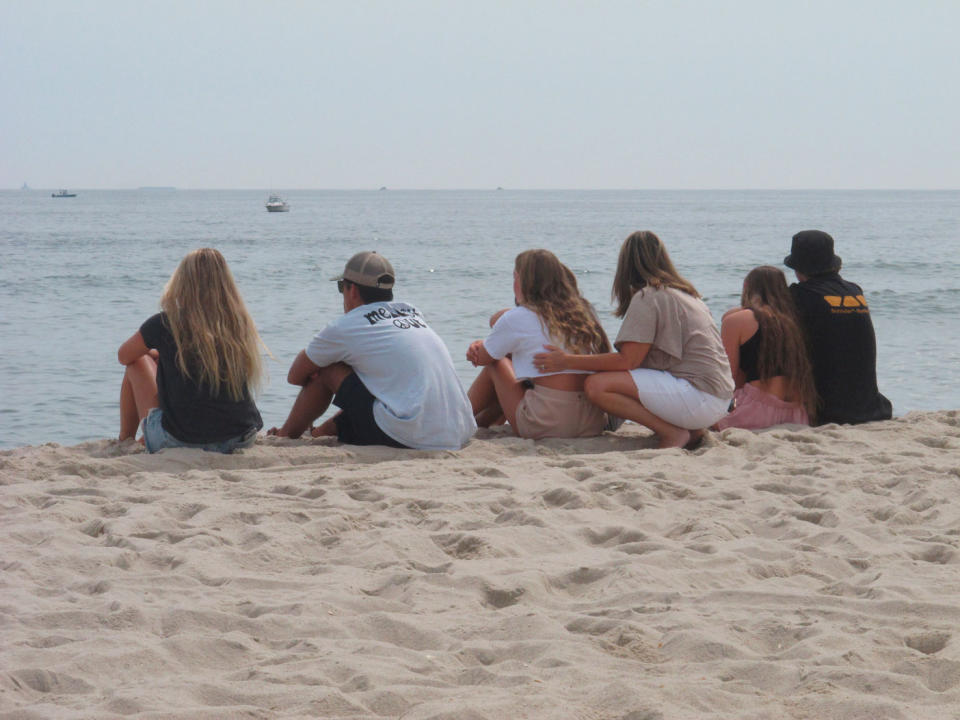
[{"left": 2, "top": 411, "right": 959, "bottom": 719}]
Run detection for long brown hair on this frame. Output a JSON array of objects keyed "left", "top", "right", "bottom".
[
  {"left": 514, "top": 249, "right": 610, "bottom": 354},
  {"left": 161, "top": 248, "right": 265, "bottom": 401},
  {"left": 742, "top": 266, "right": 817, "bottom": 418},
  {"left": 612, "top": 231, "right": 699, "bottom": 317}
]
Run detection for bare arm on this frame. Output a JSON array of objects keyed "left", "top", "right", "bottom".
[
  {"left": 287, "top": 350, "right": 322, "bottom": 386},
  {"left": 466, "top": 339, "right": 495, "bottom": 367},
  {"left": 533, "top": 341, "right": 651, "bottom": 373},
  {"left": 720, "top": 309, "right": 756, "bottom": 388},
  {"left": 118, "top": 331, "right": 150, "bottom": 365}
]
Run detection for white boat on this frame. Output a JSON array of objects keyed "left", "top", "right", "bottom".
[
  {"left": 52, "top": 189, "right": 76, "bottom": 198},
  {"left": 265, "top": 194, "right": 289, "bottom": 212}
]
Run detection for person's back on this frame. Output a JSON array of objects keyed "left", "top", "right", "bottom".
[
  {"left": 271, "top": 251, "right": 475, "bottom": 451},
  {"left": 117, "top": 248, "right": 264, "bottom": 453},
  {"left": 308, "top": 299, "right": 475, "bottom": 450},
  {"left": 785, "top": 231, "right": 892, "bottom": 425}
]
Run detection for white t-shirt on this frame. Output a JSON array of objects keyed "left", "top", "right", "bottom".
[
  {"left": 482, "top": 306, "right": 592, "bottom": 380},
  {"left": 305, "top": 301, "right": 476, "bottom": 450}
]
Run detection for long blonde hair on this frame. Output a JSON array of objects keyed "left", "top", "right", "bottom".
[
  {"left": 612, "top": 230, "right": 699, "bottom": 317},
  {"left": 161, "top": 248, "right": 264, "bottom": 401},
  {"left": 515, "top": 249, "right": 610, "bottom": 354}
]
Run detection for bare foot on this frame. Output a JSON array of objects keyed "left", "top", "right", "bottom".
[
  {"left": 266, "top": 427, "right": 288, "bottom": 437},
  {"left": 684, "top": 429, "right": 706, "bottom": 451},
  {"left": 311, "top": 419, "right": 337, "bottom": 437},
  {"left": 657, "top": 427, "right": 691, "bottom": 449}
]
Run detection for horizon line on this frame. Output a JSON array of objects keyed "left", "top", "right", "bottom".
[{"left": 7, "top": 186, "right": 960, "bottom": 192}]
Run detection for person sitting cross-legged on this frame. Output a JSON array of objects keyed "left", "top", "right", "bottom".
[{"left": 270, "top": 251, "right": 476, "bottom": 450}]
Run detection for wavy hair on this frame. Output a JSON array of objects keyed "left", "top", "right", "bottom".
[
  {"left": 612, "top": 231, "right": 699, "bottom": 317},
  {"left": 161, "top": 248, "right": 265, "bottom": 401},
  {"left": 514, "top": 249, "right": 610, "bottom": 355},
  {"left": 741, "top": 265, "right": 817, "bottom": 419}
]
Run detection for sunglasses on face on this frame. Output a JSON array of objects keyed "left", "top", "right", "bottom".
[{"left": 337, "top": 279, "right": 346, "bottom": 293}]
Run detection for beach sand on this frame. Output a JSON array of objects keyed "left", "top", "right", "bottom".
[{"left": 2, "top": 411, "right": 959, "bottom": 719}]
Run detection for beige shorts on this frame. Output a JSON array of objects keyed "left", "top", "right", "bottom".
[{"left": 514, "top": 384, "right": 606, "bottom": 439}]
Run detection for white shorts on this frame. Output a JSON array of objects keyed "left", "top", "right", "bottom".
[{"left": 628, "top": 369, "right": 730, "bottom": 430}]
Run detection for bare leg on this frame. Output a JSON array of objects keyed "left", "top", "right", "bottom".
[
  {"left": 585, "top": 372, "right": 692, "bottom": 449},
  {"left": 484, "top": 358, "right": 527, "bottom": 430},
  {"left": 119, "top": 355, "right": 158, "bottom": 440},
  {"left": 469, "top": 366, "right": 506, "bottom": 427},
  {"left": 271, "top": 363, "right": 352, "bottom": 438}
]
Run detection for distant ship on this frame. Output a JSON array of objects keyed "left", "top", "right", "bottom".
[
  {"left": 265, "top": 194, "right": 289, "bottom": 212},
  {"left": 51, "top": 189, "right": 76, "bottom": 198},
  {"left": 21, "top": 182, "right": 29, "bottom": 191}
]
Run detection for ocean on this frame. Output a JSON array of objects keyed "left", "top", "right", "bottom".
[{"left": 1, "top": 189, "right": 957, "bottom": 450}]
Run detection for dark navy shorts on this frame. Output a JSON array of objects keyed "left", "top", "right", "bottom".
[{"left": 332, "top": 372, "right": 407, "bottom": 448}]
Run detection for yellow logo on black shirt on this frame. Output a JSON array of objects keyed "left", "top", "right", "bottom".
[{"left": 823, "top": 295, "right": 869, "bottom": 313}]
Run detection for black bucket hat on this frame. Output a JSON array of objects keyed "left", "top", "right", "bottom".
[{"left": 784, "top": 230, "right": 842, "bottom": 276}]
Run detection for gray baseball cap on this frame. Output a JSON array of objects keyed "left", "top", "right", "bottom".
[{"left": 334, "top": 251, "right": 395, "bottom": 289}]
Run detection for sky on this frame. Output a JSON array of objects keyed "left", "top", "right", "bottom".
[{"left": 1, "top": 0, "right": 958, "bottom": 190}]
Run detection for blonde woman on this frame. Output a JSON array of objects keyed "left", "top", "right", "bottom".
[
  {"left": 535, "top": 231, "right": 733, "bottom": 449},
  {"left": 466, "top": 249, "right": 610, "bottom": 439},
  {"left": 117, "top": 248, "right": 265, "bottom": 453}
]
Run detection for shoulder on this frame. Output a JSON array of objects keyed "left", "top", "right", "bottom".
[
  {"left": 493, "top": 305, "right": 537, "bottom": 329},
  {"left": 642, "top": 286, "right": 703, "bottom": 314},
  {"left": 722, "top": 307, "right": 755, "bottom": 325},
  {"left": 139, "top": 312, "right": 169, "bottom": 342},
  {"left": 836, "top": 275, "right": 864, "bottom": 294},
  {"left": 625, "top": 287, "right": 661, "bottom": 311},
  {"left": 721, "top": 308, "right": 758, "bottom": 337},
  {"left": 504, "top": 305, "right": 538, "bottom": 323}
]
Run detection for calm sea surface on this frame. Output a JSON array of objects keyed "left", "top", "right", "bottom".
[{"left": 1, "top": 189, "right": 958, "bottom": 449}]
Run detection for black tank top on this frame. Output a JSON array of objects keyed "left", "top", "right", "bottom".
[{"left": 739, "top": 328, "right": 762, "bottom": 382}]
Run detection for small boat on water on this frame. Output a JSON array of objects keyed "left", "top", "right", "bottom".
[
  {"left": 52, "top": 189, "right": 76, "bottom": 198},
  {"left": 265, "top": 194, "right": 289, "bottom": 212}
]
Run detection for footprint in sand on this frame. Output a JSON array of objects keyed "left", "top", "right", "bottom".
[{"left": 906, "top": 632, "right": 950, "bottom": 655}]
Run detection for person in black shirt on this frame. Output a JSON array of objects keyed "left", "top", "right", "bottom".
[
  {"left": 784, "top": 230, "right": 892, "bottom": 425},
  {"left": 117, "top": 248, "right": 265, "bottom": 452}
]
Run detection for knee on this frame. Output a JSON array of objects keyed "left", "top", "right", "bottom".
[
  {"left": 124, "top": 354, "right": 153, "bottom": 377},
  {"left": 315, "top": 362, "right": 352, "bottom": 393},
  {"left": 584, "top": 374, "right": 602, "bottom": 402}
]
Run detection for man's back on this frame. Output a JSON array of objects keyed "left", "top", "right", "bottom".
[
  {"left": 306, "top": 300, "right": 476, "bottom": 450},
  {"left": 790, "top": 273, "right": 892, "bottom": 425}
]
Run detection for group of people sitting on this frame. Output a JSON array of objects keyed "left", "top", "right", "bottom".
[{"left": 117, "top": 229, "right": 892, "bottom": 454}]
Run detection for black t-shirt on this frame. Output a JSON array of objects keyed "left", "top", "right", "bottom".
[
  {"left": 139, "top": 313, "right": 263, "bottom": 443},
  {"left": 790, "top": 274, "right": 892, "bottom": 425}
]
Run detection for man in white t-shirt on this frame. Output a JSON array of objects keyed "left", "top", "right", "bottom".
[{"left": 269, "top": 251, "right": 476, "bottom": 450}]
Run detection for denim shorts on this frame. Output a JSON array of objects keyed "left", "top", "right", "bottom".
[{"left": 142, "top": 408, "right": 258, "bottom": 454}]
